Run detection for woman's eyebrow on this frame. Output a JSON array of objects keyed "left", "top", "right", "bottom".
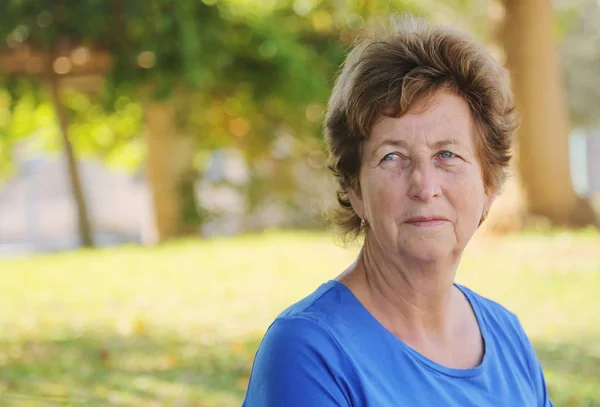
[
  {"left": 432, "top": 139, "right": 459, "bottom": 148},
  {"left": 371, "top": 138, "right": 460, "bottom": 157},
  {"left": 370, "top": 139, "right": 409, "bottom": 158}
]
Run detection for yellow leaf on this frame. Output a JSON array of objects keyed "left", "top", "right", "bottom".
[{"left": 134, "top": 318, "right": 147, "bottom": 335}]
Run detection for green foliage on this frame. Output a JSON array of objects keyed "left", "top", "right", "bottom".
[
  {"left": 0, "top": 83, "right": 59, "bottom": 176},
  {"left": 65, "top": 91, "right": 144, "bottom": 171},
  {"left": 0, "top": 86, "right": 145, "bottom": 176},
  {"left": 0, "top": 0, "right": 495, "bottom": 189},
  {"left": 0, "top": 0, "right": 344, "bottom": 100},
  {"left": 0, "top": 1, "right": 350, "bottom": 169},
  {"left": 0, "top": 231, "right": 598, "bottom": 405}
]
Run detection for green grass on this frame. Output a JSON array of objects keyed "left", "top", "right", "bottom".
[{"left": 0, "top": 230, "right": 599, "bottom": 406}]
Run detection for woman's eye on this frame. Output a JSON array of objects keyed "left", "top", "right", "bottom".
[
  {"left": 438, "top": 150, "right": 455, "bottom": 159},
  {"left": 382, "top": 153, "right": 399, "bottom": 161}
]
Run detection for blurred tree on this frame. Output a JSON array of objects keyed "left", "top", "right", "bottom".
[
  {"left": 0, "top": 1, "right": 117, "bottom": 247},
  {"left": 0, "top": 1, "right": 325, "bottom": 243},
  {"left": 501, "top": 0, "right": 598, "bottom": 227},
  {"left": 0, "top": 48, "right": 110, "bottom": 248}
]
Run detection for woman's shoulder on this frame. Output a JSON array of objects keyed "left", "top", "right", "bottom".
[
  {"left": 244, "top": 283, "right": 358, "bottom": 406},
  {"left": 259, "top": 314, "right": 343, "bottom": 360},
  {"left": 246, "top": 282, "right": 356, "bottom": 385},
  {"left": 276, "top": 279, "right": 352, "bottom": 324},
  {"left": 256, "top": 280, "right": 360, "bottom": 363}
]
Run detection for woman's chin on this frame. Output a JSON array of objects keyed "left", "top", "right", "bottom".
[{"left": 397, "top": 241, "right": 456, "bottom": 263}]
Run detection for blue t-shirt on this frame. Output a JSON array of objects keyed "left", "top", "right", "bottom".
[{"left": 243, "top": 280, "right": 553, "bottom": 406}]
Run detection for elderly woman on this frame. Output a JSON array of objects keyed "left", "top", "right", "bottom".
[{"left": 243, "top": 17, "right": 553, "bottom": 407}]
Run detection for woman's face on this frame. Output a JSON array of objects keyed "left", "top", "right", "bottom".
[{"left": 349, "top": 91, "right": 495, "bottom": 262}]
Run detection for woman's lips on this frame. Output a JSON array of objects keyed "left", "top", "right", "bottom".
[{"left": 405, "top": 217, "right": 449, "bottom": 227}]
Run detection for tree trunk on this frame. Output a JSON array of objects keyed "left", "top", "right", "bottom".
[
  {"left": 143, "top": 102, "right": 200, "bottom": 243},
  {"left": 501, "top": 0, "right": 598, "bottom": 227},
  {"left": 49, "top": 75, "right": 95, "bottom": 247}
]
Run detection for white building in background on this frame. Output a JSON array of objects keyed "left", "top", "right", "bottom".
[
  {"left": 583, "top": 130, "right": 600, "bottom": 213},
  {"left": 586, "top": 131, "right": 600, "bottom": 194},
  {"left": 197, "top": 148, "right": 249, "bottom": 236},
  {"left": 0, "top": 144, "right": 252, "bottom": 257},
  {"left": 570, "top": 129, "right": 600, "bottom": 213},
  {"left": 0, "top": 150, "right": 153, "bottom": 256}
]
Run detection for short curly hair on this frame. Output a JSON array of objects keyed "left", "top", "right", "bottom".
[{"left": 324, "top": 16, "right": 519, "bottom": 241}]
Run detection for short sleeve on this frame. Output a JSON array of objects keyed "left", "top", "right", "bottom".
[
  {"left": 514, "top": 317, "right": 554, "bottom": 407},
  {"left": 531, "top": 355, "right": 553, "bottom": 407},
  {"left": 242, "top": 316, "right": 355, "bottom": 407}
]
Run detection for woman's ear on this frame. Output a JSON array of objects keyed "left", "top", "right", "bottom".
[
  {"left": 483, "top": 188, "right": 498, "bottom": 218},
  {"left": 348, "top": 187, "right": 365, "bottom": 221}
]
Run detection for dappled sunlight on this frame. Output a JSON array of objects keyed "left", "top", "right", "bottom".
[
  {"left": 0, "top": 334, "right": 259, "bottom": 406},
  {"left": 0, "top": 230, "right": 598, "bottom": 405}
]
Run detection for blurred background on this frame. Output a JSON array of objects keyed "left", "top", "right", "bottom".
[{"left": 0, "top": 0, "right": 598, "bottom": 406}]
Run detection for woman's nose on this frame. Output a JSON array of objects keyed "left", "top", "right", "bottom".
[{"left": 408, "top": 160, "right": 442, "bottom": 202}]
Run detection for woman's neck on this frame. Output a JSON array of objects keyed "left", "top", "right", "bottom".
[{"left": 338, "top": 236, "right": 464, "bottom": 340}]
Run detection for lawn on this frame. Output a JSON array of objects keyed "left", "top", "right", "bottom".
[{"left": 0, "top": 230, "right": 599, "bottom": 406}]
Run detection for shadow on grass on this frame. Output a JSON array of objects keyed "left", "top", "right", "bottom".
[
  {"left": 0, "top": 333, "right": 598, "bottom": 407},
  {"left": 0, "top": 333, "right": 263, "bottom": 406}
]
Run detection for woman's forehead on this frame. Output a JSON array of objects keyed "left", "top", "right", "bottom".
[{"left": 367, "top": 93, "right": 475, "bottom": 148}]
